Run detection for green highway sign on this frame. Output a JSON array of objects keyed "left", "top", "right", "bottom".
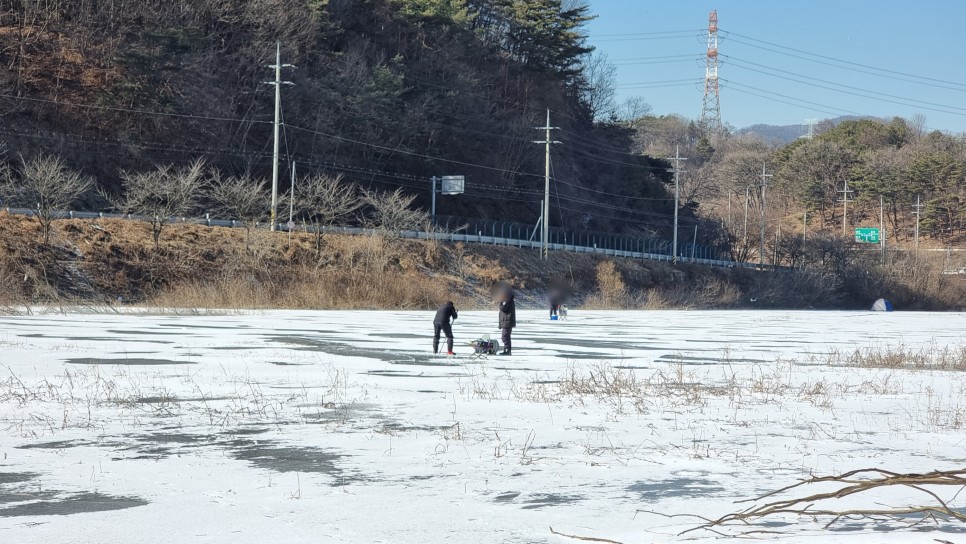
[{"left": 854, "top": 227, "right": 880, "bottom": 244}]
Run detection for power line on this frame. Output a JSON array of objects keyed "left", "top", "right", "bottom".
[
  {"left": 726, "top": 57, "right": 966, "bottom": 116},
  {"left": 722, "top": 31, "right": 966, "bottom": 91},
  {"left": 615, "top": 79, "right": 704, "bottom": 89},
  {"left": 594, "top": 34, "right": 702, "bottom": 43},
  {"left": 0, "top": 92, "right": 267, "bottom": 124},
  {"left": 610, "top": 54, "right": 704, "bottom": 64},
  {"left": 611, "top": 57, "right": 704, "bottom": 67},
  {"left": 284, "top": 123, "right": 547, "bottom": 180},
  {"left": 557, "top": 141, "right": 672, "bottom": 173},
  {"left": 724, "top": 80, "right": 864, "bottom": 118},
  {"left": 0, "top": 90, "right": 690, "bottom": 219},
  {"left": 593, "top": 29, "right": 703, "bottom": 38},
  {"left": 555, "top": 128, "right": 665, "bottom": 159}
]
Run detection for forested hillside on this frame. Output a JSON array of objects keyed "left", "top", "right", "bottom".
[
  {"left": 0, "top": 0, "right": 689, "bottom": 239},
  {"left": 1, "top": 0, "right": 964, "bottom": 273}
]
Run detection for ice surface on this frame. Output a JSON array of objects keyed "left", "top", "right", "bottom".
[{"left": 1, "top": 309, "right": 965, "bottom": 543}]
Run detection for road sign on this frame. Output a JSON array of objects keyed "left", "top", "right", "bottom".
[
  {"left": 440, "top": 175, "right": 465, "bottom": 195},
  {"left": 854, "top": 227, "right": 880, "bottom": 244}
]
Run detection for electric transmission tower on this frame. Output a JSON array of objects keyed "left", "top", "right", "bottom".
[
  {"left": 700, "top": 10, "right": 722, "bottom": 134},
  {"left": 804, "top": 118, "right": 818, "bottom": 139}
]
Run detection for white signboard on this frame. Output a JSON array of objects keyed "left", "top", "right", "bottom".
[{"left": 440, "top": 175, "right": 465, "bottom": 195}]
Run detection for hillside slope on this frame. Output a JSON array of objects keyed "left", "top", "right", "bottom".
[
  {"left": 1, "top": 214, "right": 961, "bottom": 311},
  {"left": 0, "top": 1, "right": 695, "bottom": 239}
]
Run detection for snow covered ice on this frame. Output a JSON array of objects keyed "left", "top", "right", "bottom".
[{"left": 1, "top": 309, "right": 966, "bottom": 543}]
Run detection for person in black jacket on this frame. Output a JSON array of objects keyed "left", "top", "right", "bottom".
[
  {"left": 549, "top": 288, "right": 562, "bottom": 318},
  {"left": 497, "top": 287, "right": 516, "bottom": 356},
  {"left": 433, "top": 301, "right": 458, "bottom": 355}
]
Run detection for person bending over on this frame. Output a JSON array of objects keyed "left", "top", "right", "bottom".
[{"left": 433, "top": 300, "right": 458, "bottom": 355}]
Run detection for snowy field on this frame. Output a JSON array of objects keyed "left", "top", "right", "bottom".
[{"left": 1, "top": 309, "right": 966, "bottom": 543}]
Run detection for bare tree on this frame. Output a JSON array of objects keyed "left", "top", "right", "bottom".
[
  {"left": 909, "top": 113, "right": 927, "bottom": 141},
  {"left": 615, "top": 96, "right": 652, "bottom": 128},
  {"left": 580, "top": 51, "right": 618, "bottom": 120},
  {"left": 208, "top": 171, "right": 270, "bottom": 251},
  {"left": 296, "top": 173, "right": 363, "bottom": 255},
  {"left": 109, "top": 159, "right": 206, "bottom": 249},
  {"left": 0, "top": 154, "right": 92, "bottom": 245},
  {"left": 362, "top": 188, "right": 428, "bottom": 236}
]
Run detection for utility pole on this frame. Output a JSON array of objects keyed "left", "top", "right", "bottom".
[
  {"left": 691, "top": 225, "right": 698, "bottom": 260},
  {"left": 263, "top": 42, "right": 294, "bottom": 231},
  {"left": 879, "top": 194, "right": 886, "bottom": 263},
  {"left": 913, "top": 194, "right": 923, "bottom": 256},
  {"left": 743, "top": 186, "right": 749, "bottom": 246},
  {"left": 287, "top": 161, "right": 296, "bottom": 245},
  {"left": 759, "top": 163, "right": 772, "bottom": 267},
  {"left": 774, "top": 225, "right": 781, "bottom": 265},
  {"left": 838, "top": 180, "right": 853, "bottom": 236},
  {"left": 289, "top": 161, "right": 296, "bottom": 225},
  {"left": 668, "top": 146, "right": 687, "bottom": 263},
  {"left": 803, "top": 209, "right": 808, "bottom": 242},
  {"left": 430, "top": 176, "right": 437, "bottom": 225},
  {"left": 533, "top": 109, "right": 559, "bottom": 260}
]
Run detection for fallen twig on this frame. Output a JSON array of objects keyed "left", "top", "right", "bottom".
[
  {"left": 683, "top": 468, "right": 966, "bottom": 536},
  {"left": 549, "top": 526, "right": 623, "bottom": 544}
]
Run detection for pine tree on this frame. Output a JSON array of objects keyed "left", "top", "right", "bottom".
[{"left": 483, "top": 0, "right": 594, "bottom": 79}]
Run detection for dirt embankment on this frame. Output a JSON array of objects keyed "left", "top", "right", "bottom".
[{"left": 0, "top": 214, "right": 956, "bottom": 311}]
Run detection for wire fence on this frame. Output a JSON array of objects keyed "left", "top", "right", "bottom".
[
  {"left": 1, "top": 207, "right": 768, "bottom": 270},
  {"left": 434, "top": 215, "right": 724, "bottom": 262}
]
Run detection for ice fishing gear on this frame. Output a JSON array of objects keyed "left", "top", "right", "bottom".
[{"left": 469, "top": 336, "right": 500, "bottom": 358}]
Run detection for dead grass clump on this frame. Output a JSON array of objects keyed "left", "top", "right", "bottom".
[
  {"left": 523, "top": 363, "right": 715, "bottom": 414},
  {"left": 581, "top": 261, "right": 629, "bottom": 309},
  {"left": 146, "top": 235, "right": 463, "bottom": 310},
  {"left": 637, "top": 277, "right": 742, "bottom": 309},
  {"left": 449, "top": 245, "right": 512, "bottom": 287},
  {"left": 819, "top": 343, "right": 966, "bottom": 371}
]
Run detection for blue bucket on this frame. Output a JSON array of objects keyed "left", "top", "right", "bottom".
[{"left": 550, "top": 315, "right": 558, "bottom": 321}]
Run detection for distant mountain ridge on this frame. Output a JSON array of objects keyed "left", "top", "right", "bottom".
[{"left": 737, "top": 116, "right": 882, "bottom": 144}]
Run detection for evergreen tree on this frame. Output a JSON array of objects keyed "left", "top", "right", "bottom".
[{"left": 480, "top": 0, "right": 594, "bottom": 79}]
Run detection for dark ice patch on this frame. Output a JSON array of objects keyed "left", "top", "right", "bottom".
[
  {"left": 627, "top": 478, "right": 726, "bottom": 501},
  {"left": 230, "top": 441, "right": 364, "bottom": 485},
  {"left": 0, "top": 492, "right": 147, "bottom": 517},
  {"left": 66, "top": 358, "right": 196, "bottom": 366},
  {"left": 493, "top": 491, "right": 582, "bottom": 509}
]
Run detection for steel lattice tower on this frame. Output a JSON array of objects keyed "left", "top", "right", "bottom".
[{"left": 700, "top": 10, "right": 722, "bottom": 133}]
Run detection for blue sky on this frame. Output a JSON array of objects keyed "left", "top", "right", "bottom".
[{"left": 584, "top": 0, "right": 966, "bottom": 133}]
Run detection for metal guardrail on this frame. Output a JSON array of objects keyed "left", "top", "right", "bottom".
[
  {"left": 2, "top": 207, "right": 770, "bottom": 270},
  {"left": 434, "top": 214, "right": 723, "bottom": 262}
]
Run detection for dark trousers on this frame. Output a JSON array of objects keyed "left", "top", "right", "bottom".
[
  {"left": 550, "top": 304, "right": 560, "bottom": 317},
  {"left": 501, "top": 327, "right": 512, "bottom": 353},
  {"left": 433, "top": 323, "right": 453, "bottom": 353}
]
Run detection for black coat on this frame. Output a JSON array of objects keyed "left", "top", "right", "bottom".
[
  {"left": 499, "top": 294, "right": 516, "bottom": 329},
  {"left": 433, "top": 302, "right": 458, "bottom": 325}
]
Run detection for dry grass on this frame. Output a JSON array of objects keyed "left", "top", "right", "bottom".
[
  {"left": 636, "top": 277, "right": 742, "bottom": 309},
  {"left": 816, "top": 343, "right": 966, "bottom": 371},
  {"left": 0, "top": 213, "right": 961, "bottom": 312}
]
